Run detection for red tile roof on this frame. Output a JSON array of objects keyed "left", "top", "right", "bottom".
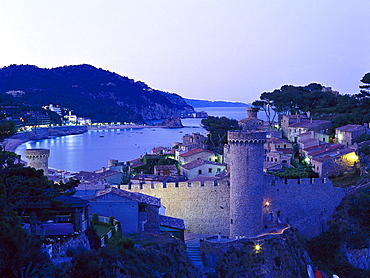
[
  {"left": 181, "top": 159, "right": 224, "bottom": 170},
  {"left": 179, "top": 148, "right": 214, "bottom": 157}
]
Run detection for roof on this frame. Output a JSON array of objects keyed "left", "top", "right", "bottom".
[
  {"left": 131, "top": 174, "right": 178, "bottom": 183},
  {"left": 266, "top": 137, "right": 290, "bottom": 144},
  {"left": 181, "top": 159, "right": 225, "bottom": 170},
  {"left": 159, "top": 215, "right": 185, "bottom": 230},
  {"left": 312, "top": 148, "right": 355, "bottom": 162},
  {"left": 154, "top": 164, "right": 177, "bottom": 170},
  {"left": 289, "top": 120, "right": 330, "bottom": 129},
  {"left": 73, "top": 170, "right": 120, "bottom": 182},
  {"left": 336, "top": 124, "right": 366, "bottom": 132},
  {"left": 307, "top": 143, "right": 344, "bottom": 157},
  {"left": 179, "top": 148, "right": 214, "bottom": 158},
  {"left": 95, "top": 187, "right": 161, "bottom": 207}
]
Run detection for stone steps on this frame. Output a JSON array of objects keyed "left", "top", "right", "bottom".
[{"left": 187, "top": 246, "right": 204, "bottom": 269}]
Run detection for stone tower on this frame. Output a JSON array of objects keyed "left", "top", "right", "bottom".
[
  {"left": 24, "top": 149, "right": 50, "bottom": 176},
  {"left": 228, "top": 130, "right": 266, "bottom": 237},
  {"left": 246, "top": 107, "right": 259, "bottom": 118}
]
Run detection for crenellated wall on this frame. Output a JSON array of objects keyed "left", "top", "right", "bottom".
[
  {"left": 121, "top": 179, "right": 231, "bottom": 235},
  {"left": 120, "top": 176, "right": 345, "bottom": 238},
  {"left": 263, "top": 176, "right": 345, "bottom": 238}
]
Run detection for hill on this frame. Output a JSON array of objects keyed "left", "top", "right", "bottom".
[
  {"left": 0, "top": 64, "right": 195, "bottom": 123},
  {"left": 184, "top": 98, "right": 249, "bottom": 107}
]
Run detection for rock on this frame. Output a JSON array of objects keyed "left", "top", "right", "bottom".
[{"left": 156, "top": 116, "right": 183, "bottom": 128}]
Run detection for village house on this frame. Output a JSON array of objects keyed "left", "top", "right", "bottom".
[
  {"left": 72, "top": 169, "right": 123, "bottom": 185},
  {"left": 180, "top": 159, "right": 226, "bottom": 180},
  {"left": 154, "top": 164, "right": 178, "bottom": 176},
  {"left": 239, "top": 107, "right": 264, "bottom": 130},
  {"left": 311, "top": 148, "right": 359, "bottom": 177},
  {"left": 287, "top": 119, "right": 331, "bottom": 143},
  {"left": 87, "top": 187, "right": 162, "bottom": 234},
  {"left": 23, "top": 196, "right": 90, "bottom": 238},
  {"left": 279, "top": 114, "right": 308, "bottom": 138},
  {"left": 297, "top": 131, "right": 329, "bottom": 150},
  {"left": 86, "top": 187, "right": 185, "bottom": 237},
  {"left": 176, "top": 148, "right": 220, "bottom": 164},
  {"left": 335, "top": 124, "right": 368, "bottom": 146}
]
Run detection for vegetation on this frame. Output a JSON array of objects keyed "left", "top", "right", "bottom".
[
  {"left": 65, "top": 233, "right": 199, "bottom": 278},
  {"left": 0, "top": 124, "right": 80, "bottom": 277},
  {"left": 307, "top": 184, "right": 370, "bottom": 278},
  {"left": 201, "top": 116, "right": 241, "bottom": 153},
  {"left": 0, "top": 64, "right": 195, "bottom": 124},
  {"left": 268, "top": 165, "right": 319, "bottom": 179},
  {"left": 252, "top": 77, "right": 370, "bottom": 131}
]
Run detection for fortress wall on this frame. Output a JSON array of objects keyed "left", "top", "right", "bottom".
[
  {"left": 120, "top": 179, "right": 230, "bottom": 235},
  {"left": 263, "top": 178, "right": 345, "bottom": 238}
]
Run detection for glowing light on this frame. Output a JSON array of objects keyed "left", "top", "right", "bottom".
[
  {"left": 254, "top": 244, "right": 261, "bottom": 252},
  {"left": 344, "top": 152, "right": 359, "bottom": 163},
  {"left": 264, "top": 201, "right": 270, "bottom": 206}
]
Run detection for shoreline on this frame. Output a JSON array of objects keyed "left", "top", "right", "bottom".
[{"left": 3, "top": 124, "right": 181, "bottom": 153}]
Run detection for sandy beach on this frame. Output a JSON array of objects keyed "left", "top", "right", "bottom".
[{"left": 3, "top": 138, "right": 29, "bottom": 152}]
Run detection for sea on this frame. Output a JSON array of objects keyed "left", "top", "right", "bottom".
[{"left": 16, "top": 107, "right": 262, "bottom": 172}]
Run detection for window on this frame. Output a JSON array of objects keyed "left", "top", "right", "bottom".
[
  {"left": 208, "top": 168, "right": 212, "bottom": 173},
  {"left": 217, "top": 168, "right": 221, "bottom": 173},
  {"left": 198, "top": 169, "right": 202, "bottom": 175}
]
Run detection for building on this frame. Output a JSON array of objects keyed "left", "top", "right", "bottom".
[
  {"left": 239, "top": 107, "right": 264, "bottom": 130},
  {"left": 335, "top": 124, "right": 367, "bottom": 146},
  {"left": 177, "top": 148, "right": 219, "bottom": 165},
  {"left": 180, "top": 159, "right": 226, "bottom": 180},
  {"left": 287, "top": 119, "right": 331, "bottom": 143},
  {"left": 88, "top": 187, "right": 161, "bottom": 234}
]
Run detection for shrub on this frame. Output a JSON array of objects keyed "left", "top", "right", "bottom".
[
  {"left": 91, "top": 213, "right": 98, "bottom": 225},
  {"left": 117, "top": 237, "right": 134, "bottom": 250},
  {"left": 108, "top": 216, "right": 114, "bottom": 226}
]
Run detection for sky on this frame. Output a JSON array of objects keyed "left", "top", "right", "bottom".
[{"left": 1, "top": 1, "right": 369, "bottom": 104}]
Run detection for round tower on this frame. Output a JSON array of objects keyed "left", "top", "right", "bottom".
[
  {"left": 228, "top": 130, "right": 266, "bottom": 237},
  {"left": 24, "top": 149, "right": 50, "bottom": 176}
]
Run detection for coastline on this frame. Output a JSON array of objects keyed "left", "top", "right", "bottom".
[{"left": 3, "top": 124, "right": 173, "bottom": 153}]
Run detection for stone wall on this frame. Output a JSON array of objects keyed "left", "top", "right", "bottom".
[
  {"left": 121, "top": 179, "right": 230, "bottom": 235},
  {"left": 120, "top": 176, "right": 345, "bottom": 238},
  {"left": 263, "top": 177, "right": 345, "bottom": 238}
]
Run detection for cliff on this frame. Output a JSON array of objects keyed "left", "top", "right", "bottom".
[{"left": 0, "top": 64, "right": 195, "bottom": 123}]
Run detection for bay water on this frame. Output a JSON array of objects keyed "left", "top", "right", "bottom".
[{"left": 16, "top": 107, "right": 257, "bottom": 172}]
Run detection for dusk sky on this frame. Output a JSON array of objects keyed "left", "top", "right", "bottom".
[{"left": 1, "top": 1, "right": 369, "bottom": 103}]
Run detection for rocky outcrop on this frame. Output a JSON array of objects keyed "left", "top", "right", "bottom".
[
  {"left": 155, "top": 116, "right": 183, "bottom": 128},
  {"left": 201, "top": 231, "right": 313, "bottom": 278},
  {"left": 11, "top": 126, "right": 88, "bottom": 141}
]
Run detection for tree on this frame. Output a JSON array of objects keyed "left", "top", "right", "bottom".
[
  {"left": 0, "top": 113, "right": 16, "bottom": 143},
  {"left": 201, "top": 116, "right": 241, "bottom": 153},
  {"left": 359, "top": 72, "right": 370, "bottom": 99},
  {"left": 0, "top": 144, "right": 79, "bottom": 277}
]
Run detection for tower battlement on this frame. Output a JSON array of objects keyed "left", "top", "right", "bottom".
[
  {"left": 24, "top": 148, "right": 50, "bottom": 175},
  {"left": 228, "top": 130, "right": 266, "bottom": 143}
]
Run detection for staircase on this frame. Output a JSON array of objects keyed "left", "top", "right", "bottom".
[{"left": 186, "top": 245, "right": 204, "bottom": 269}]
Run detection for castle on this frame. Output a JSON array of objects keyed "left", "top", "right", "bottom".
[{"left": 121, "top": 129, "right": 345, "bottom": 238}]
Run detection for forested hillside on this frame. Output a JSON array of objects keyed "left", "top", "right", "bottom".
[{"left": 0, "top": 64, "right": 195, "bottom": 123}]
